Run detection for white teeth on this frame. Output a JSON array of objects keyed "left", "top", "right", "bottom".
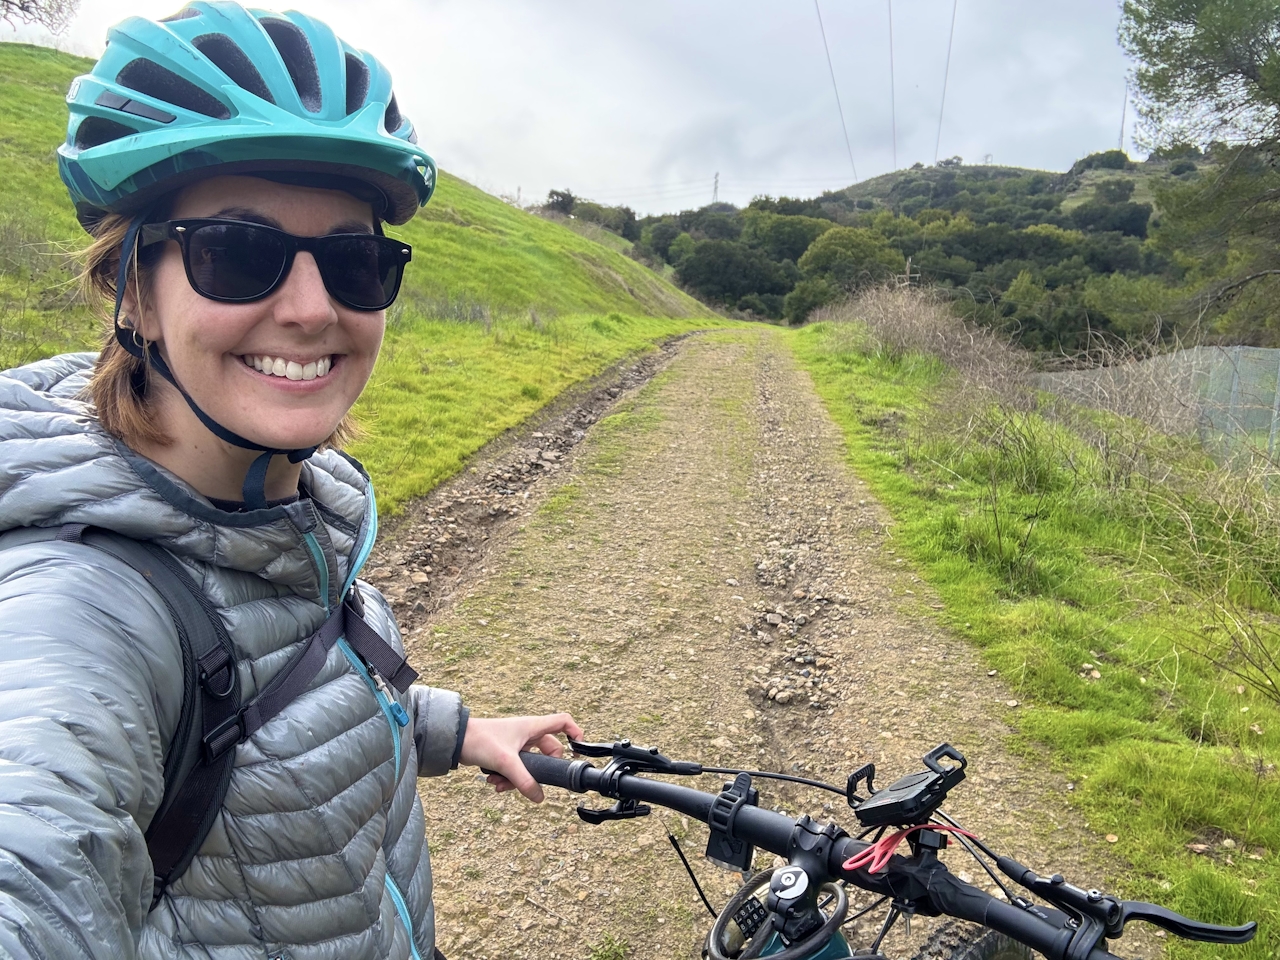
[{"left": 244, "top": 354, "right": 333, "bottom": 379}]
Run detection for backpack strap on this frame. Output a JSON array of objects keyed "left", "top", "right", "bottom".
[
  {"left": 53, "top": 524, "right": 240, "bottom": 907},
  {"left": 202, "top": 583, "right": 418, "bottom": 760},
  {"left": 6, "top": 523, "right": 418, "bottom": 906}
]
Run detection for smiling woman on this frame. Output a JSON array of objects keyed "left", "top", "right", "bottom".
[{"left": 0, "top": 3, "right": 579, "bottom": 959}]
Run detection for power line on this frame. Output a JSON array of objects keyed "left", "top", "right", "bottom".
[
  {"left": 888, "top": 0, "right": 897, "bottom": 170},
  {"left": 934, "top": 0, "right": 958, "bottom": 165},
  {"left": 814, "top": 0, "right": 858, "bottom": 183}
]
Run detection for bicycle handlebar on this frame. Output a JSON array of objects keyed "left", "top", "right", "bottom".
[{"left": 520, "top": 751, "right": 1128, "bottom": 960}]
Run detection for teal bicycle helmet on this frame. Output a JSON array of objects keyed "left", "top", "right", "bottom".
[
  {"left": 58, "top": 1, "right": 436, "bottom": 509},
  {"left": 58, "top": 0, "right": 435, "bottom": 229}
]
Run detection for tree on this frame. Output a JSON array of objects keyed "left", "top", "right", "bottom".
[
  {"left": 1121, "top": 0, "right": 1280, "bottom": 146},
  {"left": 667, "top": 232, "right": 696, "bottom": 266},
  {"left": 1095, "top": 178, "right": 1136, "bottom": 204},
  {"left": 783, "top": 278, "right": 838, "bottom": 324},
  {"left": 545, "top": 189, "right": 576, "bottom": 216},
  {"left": 798, "top": 227, "right": 907, "bottom": 289},
  {"left": 1121, "top": 0, "right": 1280, "bottom": 338},
  {"left": 675, "top": 240, "right": 793, "bottom": 304},
  {"left": 740, "top": 210, "right": 833, "bottom": 263},
  {"left": 1, "top": 0, "right": 77, "bottom": 32}
]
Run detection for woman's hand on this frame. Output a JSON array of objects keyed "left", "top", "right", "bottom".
[{"left": 458, "top": 713, "right": 583, "bottom": 802}]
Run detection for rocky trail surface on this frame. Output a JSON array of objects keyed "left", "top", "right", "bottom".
[{"left": 364, "top": 328, "right": 1155, "bottom": 960}]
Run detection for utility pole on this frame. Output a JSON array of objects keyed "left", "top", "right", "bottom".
[
  {"left": 1118, "top": 82, "right": 1128, "bottom": 151},
  {"left": 712, "top": 172, "right": 719, "bottom": 204}
]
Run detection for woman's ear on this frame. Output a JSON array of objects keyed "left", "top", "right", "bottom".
[{"left": 123, "top": 271, "right": 162, "bottom": 342}]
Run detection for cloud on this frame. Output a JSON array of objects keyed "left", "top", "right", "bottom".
[{"left": 5, "top": 0, "right": 1138, "bottom": 213}]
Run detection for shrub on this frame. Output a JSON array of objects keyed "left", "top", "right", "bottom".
[
  {"left": 783, "top": 277, "right": 838, "bottom": 324},
  {"left": 798, "top": 227, "right": 907, "bottom": 288}
]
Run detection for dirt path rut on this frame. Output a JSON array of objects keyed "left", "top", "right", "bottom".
[{"left": 368, "top": 328, "right": 1154, "bottom": 960}]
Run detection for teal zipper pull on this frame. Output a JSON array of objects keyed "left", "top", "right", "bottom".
[{"left": 372, "top": 668, "right": 410, "bottom": 727}]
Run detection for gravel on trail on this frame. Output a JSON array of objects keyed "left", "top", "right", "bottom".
[{"left": 364, "top": 328, "right": 1157, "bottom": 960}]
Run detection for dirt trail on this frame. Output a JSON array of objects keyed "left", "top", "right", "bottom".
[{"left": 366, "top": 327, "right": 1156, "bottom": 960}]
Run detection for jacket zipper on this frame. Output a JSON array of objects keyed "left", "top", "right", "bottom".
[{"left": 306, "top": 496, "right": 423, "bottom": 954}]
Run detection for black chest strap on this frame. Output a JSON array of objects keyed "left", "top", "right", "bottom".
[{"left": 201, "top": 579, "right": 419, "bottom": 761}]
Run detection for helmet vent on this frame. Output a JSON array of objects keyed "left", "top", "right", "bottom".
[
  {"left": 384, "top": 93, "right": 402, "bottom": 135},
  {"left": 260, "top": 18, "right": 321, "bottom": 113},
  {"left": 160, "top": 5, "right": 199, "bottom": 21},
  {"left": 344, "top": 54, "right": 369, "bottom": 116},
  {"left": 116, "top": 58, "right": 230, "bottom": 120},
  {"left": 193, "top": 33, "right": 275, "bottom": 105},
  {"left": 75, "top": 115, "right": 137, "bottom": 150}
]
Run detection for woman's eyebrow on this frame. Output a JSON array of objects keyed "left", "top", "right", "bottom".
[
  {"left": 205, "top": 209, "right": 373, "bottom": 235},
  {"left": 328, "top": 219, "right": 374, "bottom": 235},
  {"left": 210, "top": 207, "right": 280, "bottom": 227}
]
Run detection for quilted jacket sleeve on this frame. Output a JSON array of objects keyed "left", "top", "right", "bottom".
[
  {"left": 0, "top": 539, "right": 184, "bottom": 960},
  {"left": 409, "top": 684, "right": 466, "bottom": 777}
]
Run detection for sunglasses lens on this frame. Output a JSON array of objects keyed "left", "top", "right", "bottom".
[
  {"left": 186, "top": 223, "right": 287, "bottom": 301},
  {"left": 320, "top": 236, "right": 404, "bottom": 310}
]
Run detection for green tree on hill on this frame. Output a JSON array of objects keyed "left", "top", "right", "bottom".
[{"left": 1122, "top": 0, "right": 1280, "bottom": 342}]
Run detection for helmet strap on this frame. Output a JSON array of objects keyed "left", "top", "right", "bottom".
[{"left": 112, "top": 211, "right": 317, "bottom": 510}]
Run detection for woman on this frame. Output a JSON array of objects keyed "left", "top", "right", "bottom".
[{"left": 0, "top": 2, "right": 578, "bottom": 957}]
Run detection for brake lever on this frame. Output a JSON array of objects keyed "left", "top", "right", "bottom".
[
  {"left": 998, "top": 856, "right": 1257, "bottom": 947},
  {"left": 1113, "top": 900, "right": 1256, "bottom": 944},
  {"left": 568, "top": 738, "right": 703, "bottom": 776}
]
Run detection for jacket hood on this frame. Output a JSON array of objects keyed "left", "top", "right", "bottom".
[{"left": 0, "top": 352, "right": 374, "bottom": 601}]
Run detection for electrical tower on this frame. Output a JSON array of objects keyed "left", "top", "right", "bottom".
[{"left": 712, "top": 172, "right": 719, "bottom": 204}]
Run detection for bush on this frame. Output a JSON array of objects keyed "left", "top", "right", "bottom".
[
  {"left": 740, "top": 210, "right": 834, "bottom": 263},
  {"left": 1071, "top": 149, "right": 1132, "bottom": 174},
  {"left": 798, "top": 227, "right": 907, "bottom": 288},
  {"left": 1095, "top": 178, "right": 1136, "bottom": 204},
  {"left": 675, "top": 239, "right": 793, "bottom": 304},
  {"left": 667, "top": 232, "right": 695, "bottom": 266},
  {"left": 783, "top": 277, "right": 838, "bottom": 324}
]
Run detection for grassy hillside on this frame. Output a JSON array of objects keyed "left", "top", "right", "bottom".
[
  {"left": 833, "top": 157, "right": 1210, "bottom": 217},
  {"left": 0, "top": 41, "right": 718, "bottom": 511}
]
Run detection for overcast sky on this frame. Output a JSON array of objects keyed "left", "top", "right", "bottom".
[{"left": 6, "top": 0, "right": 1137, "bottom": 214}]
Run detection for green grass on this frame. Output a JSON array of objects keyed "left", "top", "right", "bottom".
[
  {"left": 0, "top": 41, "right": 721, "bottom": 511},
  {"left": 789, "top": 321, "right": 1278, "bottom": 960},
  {"left": 352, "top": 312, "right": 715, "bottom": 512}
]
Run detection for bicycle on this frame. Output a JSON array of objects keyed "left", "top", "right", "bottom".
[{"left": 502, "top": 740, "right": 1257, "bottom": 960}]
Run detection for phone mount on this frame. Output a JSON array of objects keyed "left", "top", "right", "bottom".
[{"left": 849, "top": 744, "right": 967, "bottom": 827}]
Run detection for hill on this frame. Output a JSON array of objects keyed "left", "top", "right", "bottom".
[
  {"left": 620, "top": 150, "right": 1215, "bottom": 348},
  {"left": 0, "top": 41, "right": 716, "bottom": 511},
  {"left": 0, "top": 42, "right": 710, "bottom": 365}
]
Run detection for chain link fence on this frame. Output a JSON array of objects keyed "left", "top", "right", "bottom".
[{"left": 1035, "top": 346, "right": 1280, "bottom": 464}]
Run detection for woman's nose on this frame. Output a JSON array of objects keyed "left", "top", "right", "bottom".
[{"left": 273, "top": 251, "right": 338, "bottom": 331}]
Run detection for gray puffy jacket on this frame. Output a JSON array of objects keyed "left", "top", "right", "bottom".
[{"left": 0, "top": 353, "right": 464, "bottom": 960}]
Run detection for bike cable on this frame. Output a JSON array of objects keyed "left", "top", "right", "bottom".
[{"left": 701, "top": 766, "right": 848, "bottom": 797}]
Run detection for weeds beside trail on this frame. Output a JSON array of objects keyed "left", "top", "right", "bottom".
[{"left": 791, "top": 288, "right": 1279, "bottom": 960}]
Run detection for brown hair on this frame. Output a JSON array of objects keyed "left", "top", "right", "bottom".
[{"left": 81, "top": 205, "right": 360, "bottom": 452}]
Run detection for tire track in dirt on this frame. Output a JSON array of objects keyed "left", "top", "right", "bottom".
[{"left": 377, "top": 327, "right": 1156, "bottom": 960}]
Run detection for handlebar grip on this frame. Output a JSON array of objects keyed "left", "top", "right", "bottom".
[
  {"left": 517, "top": 750, "right": 580, "bottom": 791},
  {"left": 919, "top": 867, "right": 1123, "bottom": 960}
]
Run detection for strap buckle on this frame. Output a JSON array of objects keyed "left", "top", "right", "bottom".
[
  {"left": 197, "top": 647, "right": 236, "bottom": 700},
  {"left": 202, "top": 713, "right": 244, "bottom": 762}
]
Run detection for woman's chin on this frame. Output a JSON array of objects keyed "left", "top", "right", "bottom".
[{"left": 231, "top": 421, "right": 340, "bottom": 454}]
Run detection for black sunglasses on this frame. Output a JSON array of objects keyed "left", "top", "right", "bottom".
[{"left": 139, "top": 218, "right": 412, "bottom": 312}]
